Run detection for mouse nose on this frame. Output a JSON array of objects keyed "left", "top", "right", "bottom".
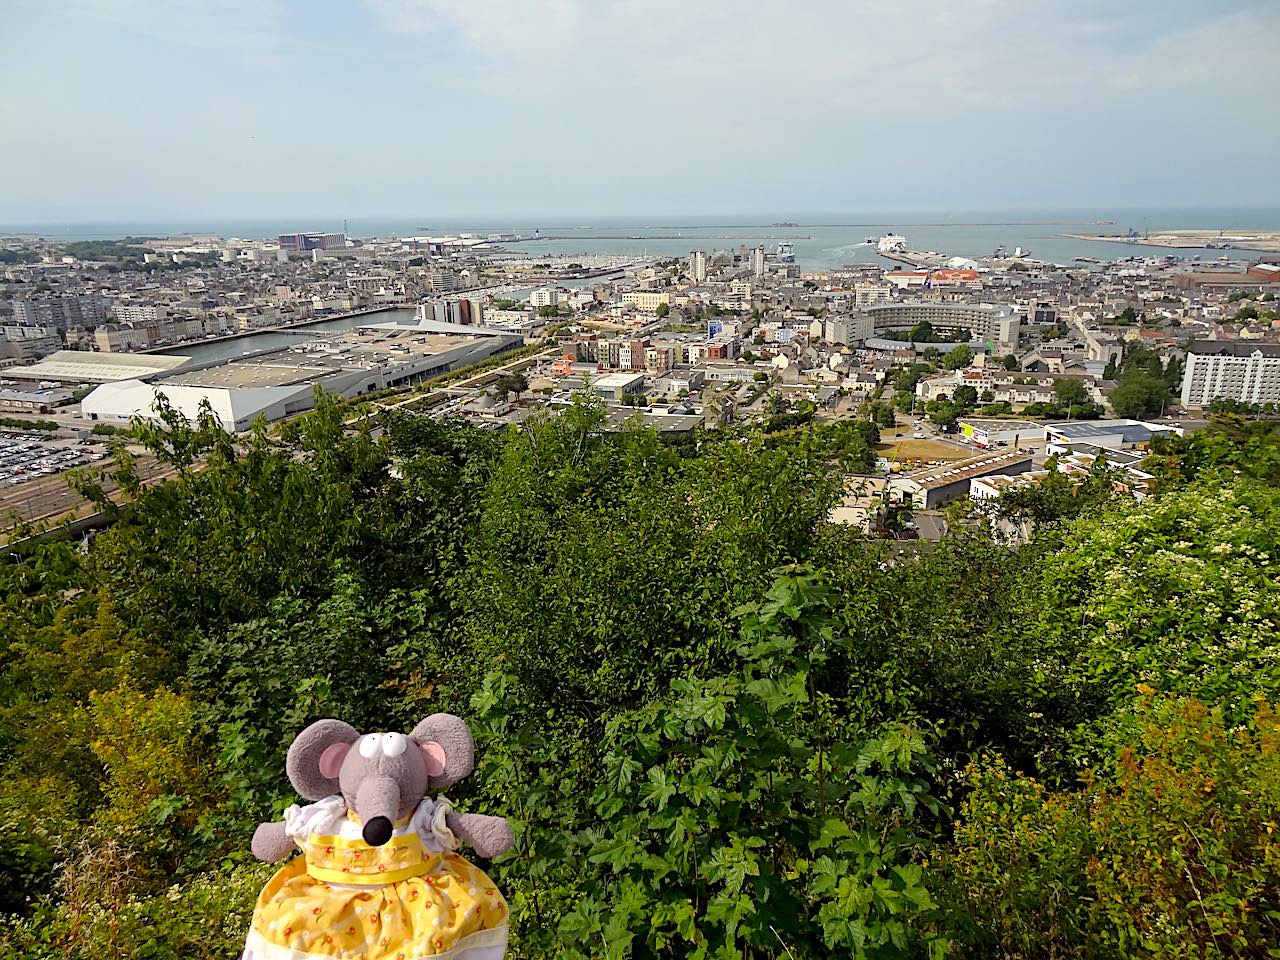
[{"left": 362, "top": 816, "right": 393, "bottom": 847}]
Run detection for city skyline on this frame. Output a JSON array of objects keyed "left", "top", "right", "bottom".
[{"left": 5, "top": 0, "right": 1280, "bottom": 222}]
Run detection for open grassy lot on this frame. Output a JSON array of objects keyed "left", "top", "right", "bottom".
[{"left": 876, "top": 437, "right": 968, "bottom": 463}]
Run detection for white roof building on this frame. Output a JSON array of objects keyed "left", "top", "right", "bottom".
[{"left": 82, "top": 321, "right": 523, "bottom": 432}]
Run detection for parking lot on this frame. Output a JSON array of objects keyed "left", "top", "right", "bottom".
[{"left": 0, "top": 432, "right": 107, "bottom": 487}]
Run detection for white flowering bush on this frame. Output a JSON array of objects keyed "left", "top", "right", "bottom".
[{"left": 1035, "top": 479, "right": 1280, "bottom": 729}]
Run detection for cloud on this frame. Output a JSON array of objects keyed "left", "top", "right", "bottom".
[
  {"left": 54, "top": 0, "right": 291, "bottom": 65},
  {"left": 364, "top": 0, "right": 1279, "bottom": 113},
  {"left": 1, "top": 0, "right": 1277, "bottom": 218}
]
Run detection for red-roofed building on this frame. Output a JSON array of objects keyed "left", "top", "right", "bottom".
[{"left": 929, "top": 269, "right": 981, "bottom": 285}]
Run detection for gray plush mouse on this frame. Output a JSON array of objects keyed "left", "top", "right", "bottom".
[{"left": 243, "top": 714, "right": 513, "bottom": 960}]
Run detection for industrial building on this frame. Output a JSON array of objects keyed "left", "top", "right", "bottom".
[
  {"left": 957, "top": 418, "right": 1042, "bottom": 449},
  {"left": 81, "top": 319, "right": 522, "bottom": 432},
  {"left": 1180, "top": 340, "right": 1280, "bottom": 407},
  {"left": 590, "top": 372, "right": 645, "bottom": 401},
  {"left": 5, "top": 350, "right": 191, "bottom": 385},
  {"left": 895, "top": 451, "right": 1033, "bottom": 509},
  {"left": 1043, "top": 419, "right": 1179, "bottom": 451}
]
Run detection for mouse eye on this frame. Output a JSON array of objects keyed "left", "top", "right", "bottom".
[
  {"left": 382, "top": 732, "right": 407, "bottom": 757},
  {"left": 358, "top": 734, "right": 381, "bottom": 759}
]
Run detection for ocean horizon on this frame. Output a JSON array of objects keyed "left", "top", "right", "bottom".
[{"left": 4, "top": 206, "right": 1278, "bottom": 270}]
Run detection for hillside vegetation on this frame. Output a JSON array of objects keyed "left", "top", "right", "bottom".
[{"left": 2, "top": 395, "right": 1279, "bottom": 959}]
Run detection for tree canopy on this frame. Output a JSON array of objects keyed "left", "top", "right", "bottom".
[{"left": 2, "top": 394, "right": 1278, "bottom": 958}]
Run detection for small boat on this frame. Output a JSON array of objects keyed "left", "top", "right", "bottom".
[{"left": 864, "top": 237, "right": 877, "bottom": 244}]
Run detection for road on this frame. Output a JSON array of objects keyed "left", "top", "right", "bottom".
[{"left": 0, "top": 452, "right": 174, "bottom": 533}]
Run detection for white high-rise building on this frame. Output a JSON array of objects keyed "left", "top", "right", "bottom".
[
  {"left": 1181, "top": 340, "right": 1280, "bottom": 407},
  {"left": 529, "top": 288, "right": 560, "bottom": 308},
  {"left": 823, "top": 313, "right": 876, "bottom": 346},
  {"left": 854, "top": 282, "right": 892, "bottom": 307},
  {"left": 689, "top": 250, "right": 707, "bottom": 284},
  {"left": 751, "top": 245, "right": 766, "bottom": 278}
]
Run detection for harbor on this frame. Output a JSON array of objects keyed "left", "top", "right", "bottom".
[{"left": 1061, "top": 229, "right": 1280, "bottom": 254}]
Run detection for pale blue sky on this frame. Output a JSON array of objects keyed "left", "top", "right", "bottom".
[{"left": 3, "top": 0, "right": 1278, "bottom": 222}]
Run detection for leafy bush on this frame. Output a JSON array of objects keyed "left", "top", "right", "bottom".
[
  {"left": 1033, "top": 478, "right": 1280, "bottom": 755},
  {"left": 0, "top": 849, "right": 271, "bottom": 960},
  {"left": 936, "top": 695, "right": 1280, "bottom": 958},
  {"left": 475, "top": 570, "right": 947, "bottom": 960},
  {"left": 3, "top": 384, "right": 1279, "bottom": 959}
]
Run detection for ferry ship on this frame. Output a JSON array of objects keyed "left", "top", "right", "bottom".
[{"left": 876, "top": 234, "right": 908, "bottom": 254}]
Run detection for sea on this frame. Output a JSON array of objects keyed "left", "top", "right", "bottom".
[
  {"left": 5, "top": 207, "right": 1278, "bottom": 271},
  {"left": 8, "top": 206, "right": 1277, "bottom": 366}
]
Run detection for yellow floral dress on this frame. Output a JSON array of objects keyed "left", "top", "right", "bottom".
[{"left": 244, "top": 795, "right": 508, "bottom": 960}]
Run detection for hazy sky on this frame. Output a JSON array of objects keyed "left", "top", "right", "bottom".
[{"left": 3, "top": 0, "right": 1279, "bottom": 222}]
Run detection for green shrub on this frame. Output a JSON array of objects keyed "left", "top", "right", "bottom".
[
  {"left": 1033, "top": 479, "right": 1280, "bottom": 753},
  {"left": 475, "top": 570, "right": 948, "bottom": 960},
  {"left": 1, "top": 850, "right": 272, "bottom": 960},
  {"left": 935, "top": 695, "right": 1280, "bottom": 958}
]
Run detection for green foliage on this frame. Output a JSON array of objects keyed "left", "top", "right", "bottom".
[
  {"left": 1032, "top": 478, "right": 1280, "bottom": 751},
  {"left": 1147, "top": 415, "right": 1280, "bottom": 487},
  {"left": 1020, "top": 399, "right": 1105, "bottom": 420},
  {"left": 883, "top": 323, "right": 969, "bottom": 345},
  {"left": 1052, "top": 378, "right": 1088, "bottom": 407},
  {"left": 3, "top": 375, "right": 1279, "bottom": 959},
  {"left": 893, "top": 362, "right": 937, "bottom": 395},
  {"left": 925, "top": 398, "right": 962, "bottom": 431},
  {"left": 61, "top": 238, "right": 155, "bottom": 261},
  {"left": 768, "top": 418, "right": 879, "bottom": 474},
  {"left": 1207, "top": 396, "right": 1274, "bottom": 418},
  {"left": 1110, "top": 370, "right": 1168, "bottom": 418},
  {"left": 0, "top": 417, "right": 57, "bottom": 432},
  {"left": 936, "top": 696, "right": 1280, "bottom": 958},
  {"left": 492, "top": 372, "right": 529, "bottom": 397},
  {"left": 1, "top": 850, "right": 272, "bottom": 960},
  {"left": 985, "top": 454, "right": 1123, "bottom": 529},
  {"left": 941, "top": 344, "right": 973, "bottom": 370},
  {"left": 475, "top": 570, "right": 947, "bottom": 960}
]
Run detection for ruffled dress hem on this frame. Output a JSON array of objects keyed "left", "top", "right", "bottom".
[{"left": 244, "top": 924, "right": 508, "bottom": 960}]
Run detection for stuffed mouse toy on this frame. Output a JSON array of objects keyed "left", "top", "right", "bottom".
[{"left": 243, "top": 714, "right": 513, "bottom": 960}]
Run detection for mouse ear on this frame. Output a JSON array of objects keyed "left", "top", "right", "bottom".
[
  {"left": 286, "top": 719, "right": 360, "bottom": 799},
  {"left": 409, "top": 714, "right": 474, "bottom": 788}
]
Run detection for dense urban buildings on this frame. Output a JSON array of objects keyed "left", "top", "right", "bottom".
[{"left": 2, "top": 225, "right": 1278, "bottom": 450}]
